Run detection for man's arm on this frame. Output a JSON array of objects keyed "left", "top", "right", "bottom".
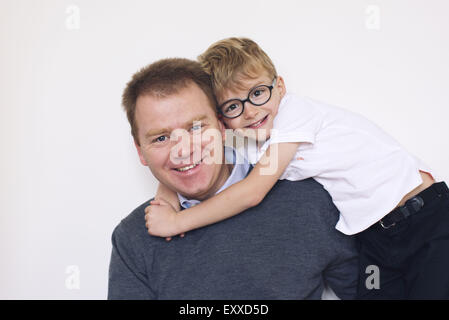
[
  {"left": 108, "top": 223, "right": 156, "bottom": 300},
  {"left": 322, "top": 235, "right": 359, "bottom": 300}
]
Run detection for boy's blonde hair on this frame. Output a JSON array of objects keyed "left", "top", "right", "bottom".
[{"left": 198, "top": 37, "right": 277, "bottom": 100}]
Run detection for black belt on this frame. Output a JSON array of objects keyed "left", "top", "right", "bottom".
[{"left": 379, "top": 182, "right": 449, "bottom": 229}]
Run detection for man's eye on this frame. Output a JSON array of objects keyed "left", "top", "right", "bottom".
[
  {"left": 191, "top": 124, "right": 202, "bottom": 131},
  {"left": 154, "top": 135, "right": 167, "bottom": 143}
]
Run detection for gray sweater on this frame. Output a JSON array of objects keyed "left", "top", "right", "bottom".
[{"left": 108, "top": 178, "right": 358, "bottom": 299}]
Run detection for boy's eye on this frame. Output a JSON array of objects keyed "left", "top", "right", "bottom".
[
  {"left": 251, "top": 87, "right": 266, "bottom": 99},
  {"left": 191, "top": 124, "right": 202, "bottom": 131},
  {"left": 225, "top": 103, "right": 239, "bottom": 113}
]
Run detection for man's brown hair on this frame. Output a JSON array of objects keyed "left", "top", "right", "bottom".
[
  {"left": 198, "top": 37, "right": 277, "bottom": 100},
  {"left": 122, "top": 58, "right": 217, "bottom": 145}
]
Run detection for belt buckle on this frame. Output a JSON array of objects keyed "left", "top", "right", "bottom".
[
  {"left": 379, "top": 195, "right": 425, "bottom": 229},
  {"left": 380, "top": 220, "right": 396, "bottom": 229}
]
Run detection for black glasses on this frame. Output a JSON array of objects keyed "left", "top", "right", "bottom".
[{"left": 218, "top": 78, "right": 277, "bottom": 119}]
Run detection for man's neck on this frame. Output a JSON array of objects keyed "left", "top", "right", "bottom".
[
  {"left": 177, "top": 147, "right": 250, "bottom": 208},
  {"left": 196, "top": 163, "right": 234, "bottom": 201}
]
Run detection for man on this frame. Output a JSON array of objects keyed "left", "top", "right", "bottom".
[{"left": 108, "top": 58, "right": 358, "bottom": 299}]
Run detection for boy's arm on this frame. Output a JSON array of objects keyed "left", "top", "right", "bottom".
[
  {"left": 155, "top": 182, "right": 180, "bottom": 212},
  {"left": 174, "top": 142, "right": 301, "bottom": 233}
]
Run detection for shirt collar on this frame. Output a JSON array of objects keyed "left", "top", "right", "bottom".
[{"left": 177, "top": 147, "right": 251, "bottom": 209}]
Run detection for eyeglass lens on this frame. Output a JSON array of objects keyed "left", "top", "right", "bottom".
[{"left": 220, "top": 85, "right": 271, "bottom": 118}]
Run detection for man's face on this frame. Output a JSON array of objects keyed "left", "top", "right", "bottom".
[{"left": 134, "top": 82, "right": 229, "bottom": 200}]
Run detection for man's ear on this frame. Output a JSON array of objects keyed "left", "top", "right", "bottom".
[
  {"left": 134, "top": 139, "right": 148, "bottom": 166},
  {"left": 276, "top": 76, "right": 287, "bottom": 97}
]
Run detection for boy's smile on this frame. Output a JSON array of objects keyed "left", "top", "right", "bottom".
[{"left": 245, "top": 114, "right": 269, "bottom": 129}]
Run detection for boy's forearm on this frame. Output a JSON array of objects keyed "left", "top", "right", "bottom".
[
  {"left": 156, "top": 183, "right": 180, "bottom": 211},
  {"left": 175, "top": 142, "right": 301, "bottom": 233},
  {"left": 176, "top": 179, "right": 258, "bottom": 233}
]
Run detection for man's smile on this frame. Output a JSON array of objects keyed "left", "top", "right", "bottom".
[{"left": 173, "top": 159, "right": 202, "bottom": 173}]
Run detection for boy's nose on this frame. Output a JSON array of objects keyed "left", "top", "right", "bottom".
[{"left": 243, "top": 103, "right": 258, "bottom": 119}]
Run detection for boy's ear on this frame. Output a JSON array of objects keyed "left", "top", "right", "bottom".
[
  {"left": 276, "top": 76, "right": 287, "bottom": 97},
  {"left": 134, "top": 139, "right": 148, "bottom": 166}
]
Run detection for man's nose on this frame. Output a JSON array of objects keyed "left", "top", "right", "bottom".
[
  {"left": 171, "top": 139, "right": 190, "bottom": 161},
  {"left": 170, "top": 130, "right": 202, "bottom": 162},
  {"left": 170, "top": 131, "right": 191, "bottom": 161},
  {"left": 243, "top": 103, "right": 258, "bottom": 120}
]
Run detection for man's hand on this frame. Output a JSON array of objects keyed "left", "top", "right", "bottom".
[{"left": 145, "top": 199, "right": 185, "bottom": 241}]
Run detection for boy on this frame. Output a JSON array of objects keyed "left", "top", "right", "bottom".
[{"left": 145, "top": 37, "right": 449, "bottom": 299}]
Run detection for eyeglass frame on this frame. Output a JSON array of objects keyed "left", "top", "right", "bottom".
[{"left": 217, "top": 77, "right": 277, "bottom": 119}]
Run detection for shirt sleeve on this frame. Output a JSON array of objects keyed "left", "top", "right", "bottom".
[
  {"left": 108, "top": 223, "right": 156, "bottom": 300},
  {"left": 269, "top": 95, "right": 324, "bottom": 145}
]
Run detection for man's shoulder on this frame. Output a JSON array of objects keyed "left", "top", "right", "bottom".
[
  {"left": 267, "top": 178, "right": 341, "bottom": 229},
  {"left": 270, "top": 178, "right": 333, "bottom": 207},
  {"left": 266, "top": 179, "right": 357, "bottom": 273},
  {"left": 112, "top": 198, "right": 154, "bottom": 244}
]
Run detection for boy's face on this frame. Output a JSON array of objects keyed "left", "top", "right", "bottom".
[{"left": 218, "top": 73, "right": 286, "bottom": 142}]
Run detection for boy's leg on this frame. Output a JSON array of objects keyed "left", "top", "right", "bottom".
[
  {"left": 403, "top": 187, "right": 449, "bottom": 299},
  {"left": 356, "top": 225, "right": 407, "bottom": 300},
  {"left": 358, "top": 182, "right": 449, "bottom": 299},
  {"left": 406, "top": 239, "right": 449, "bottom": 299}
]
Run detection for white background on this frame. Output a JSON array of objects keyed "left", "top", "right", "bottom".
[{"left": 1, "top": 0, "right": 448, "bottom": 299}]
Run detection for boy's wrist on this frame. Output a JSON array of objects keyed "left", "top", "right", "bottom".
[{"left": 174, "top": 212, "right": 189, "bottom": 234}]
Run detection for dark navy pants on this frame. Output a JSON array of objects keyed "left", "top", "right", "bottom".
[{"left": 356, "top": 182, "right": 449, "bottom": 299}]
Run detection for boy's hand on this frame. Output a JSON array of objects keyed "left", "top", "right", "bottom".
[{"left": 144, "top": 199, "right": 185, "bottom": 239}]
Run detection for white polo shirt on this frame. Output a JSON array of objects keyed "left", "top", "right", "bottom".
[{"left": 248, "top": 93, "right": 433, "bottom": 235}]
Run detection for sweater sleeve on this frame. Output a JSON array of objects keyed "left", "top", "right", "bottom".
[
  {"left": 305, "top": 179, "right": 359, "bottom": 300},
  {"left": 322, "top": 242, "right": 359, "bottom": 300},
  {"left": 108, "top": 222, "right": 156, "bottom": 300},
  {"left": 321, "top": 223, "right": 359, "bottom": 300}
]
